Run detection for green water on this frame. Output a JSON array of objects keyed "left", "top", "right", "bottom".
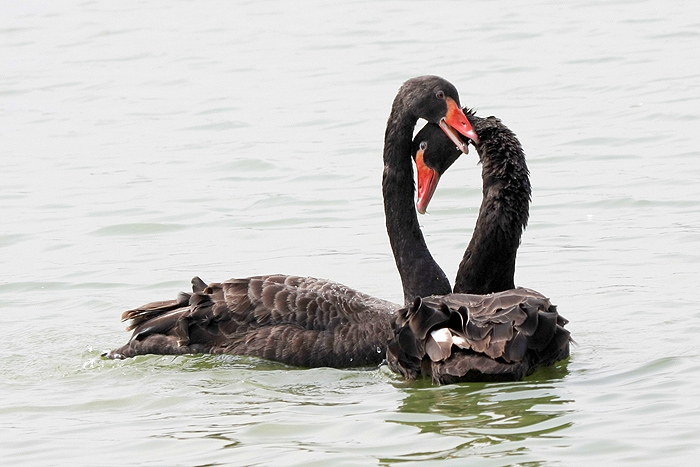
[{"left": 2, "top": 0, "right": 700, "bottom": 465}]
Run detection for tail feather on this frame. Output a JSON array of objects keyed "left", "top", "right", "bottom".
[{"left": 123, "top": 292, "right": 190, "bottom": 331}]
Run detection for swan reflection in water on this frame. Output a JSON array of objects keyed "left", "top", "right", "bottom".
[{"left": 387, "top": 363, "right": 572, "bottom": 461}]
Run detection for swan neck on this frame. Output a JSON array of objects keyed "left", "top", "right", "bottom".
[
  {"left": 454, "top": 116, "right": 531, "bottom": 295},
  {"left": 383, "top": 107, "right": 450, "bottom": 305}
]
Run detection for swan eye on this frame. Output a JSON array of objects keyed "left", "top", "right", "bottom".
[
  {"left": 419, "top": 141, "right": 428, "bottom": 151},
  {"left": 436, "top": 90, "right": 445, "bottom": 99}
]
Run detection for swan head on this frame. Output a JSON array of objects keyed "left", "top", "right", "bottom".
[
  {"left": 397, "top": 76, "right": 479, "bottom": 151},
  {"left": 412, "top": 123, "right": 463, "bottom": 214}
]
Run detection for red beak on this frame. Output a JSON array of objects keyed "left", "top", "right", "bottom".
[
  {"left": 439, "top": 98, "right": 479, "bottom": 153},
  {"left": 415, "top": 148, "right": 440, "bottom": 215}
]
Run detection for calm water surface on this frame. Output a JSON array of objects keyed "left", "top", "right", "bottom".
[{"left": 2, "top": 0, "right": 700, "bottom": 465}]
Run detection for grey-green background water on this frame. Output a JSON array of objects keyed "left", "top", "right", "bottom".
[{"left": 2, "top": 0, "right": 699, "bottom": 465}]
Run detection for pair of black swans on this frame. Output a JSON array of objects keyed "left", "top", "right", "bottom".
[{"left": 106, "top": 76, "right": 570, "bottom": 384}]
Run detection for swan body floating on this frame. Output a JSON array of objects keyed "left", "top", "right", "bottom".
[
  {"left": 105, "top": 76, "right": 477, "bottom": 366},
  {"left": 387, "top": 114, "right": 571, "bottom": 383}
]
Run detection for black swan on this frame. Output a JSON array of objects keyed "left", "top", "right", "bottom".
[
  {"left": 387, "top": 113, "right": 571, "bottom": 384},
  {"left": 105, "top": 76, "right": 478, "bottom": 367}
]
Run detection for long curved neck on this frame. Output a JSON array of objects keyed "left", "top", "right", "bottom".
[
  {"left": 453, "top": 115, "right": 531, "bottom": 295},
  {"left": 383, "top": 105, "right": 451, "bottom": 306}
]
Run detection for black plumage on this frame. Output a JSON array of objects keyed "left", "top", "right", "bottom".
[
  {"left": 387, "top": 288, "right": 570, "bottom": 383},
  {"left": 114, "top": 275, "right": 398, "bottom": 367}
]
